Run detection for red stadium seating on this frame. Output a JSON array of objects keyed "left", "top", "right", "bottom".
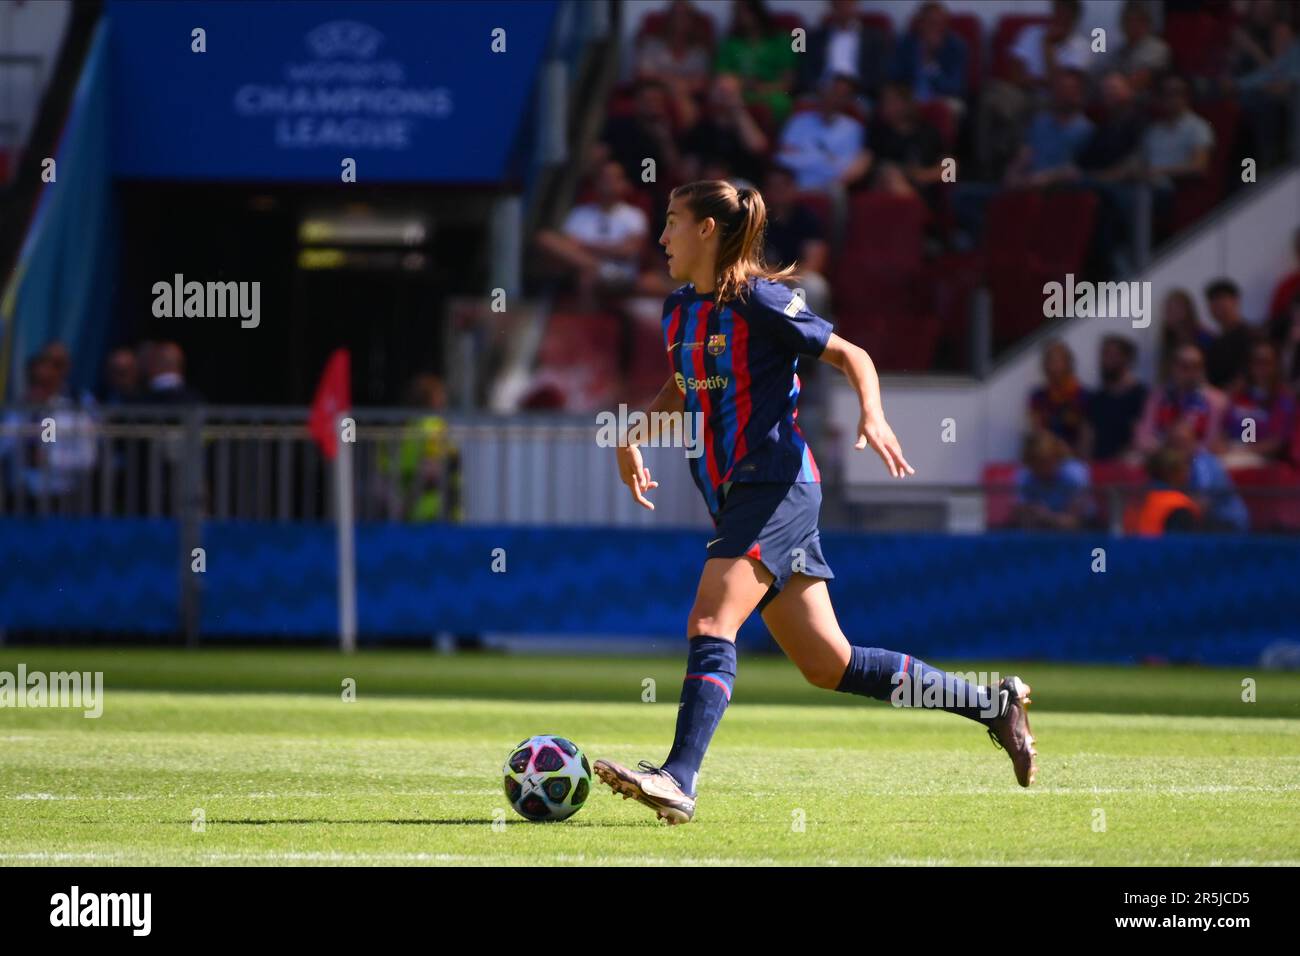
[
  {"left": 833, "top": 193, "right": 936, "bottom": 370},
  {"left": 947, "top": 13, "right": 984, "bottom": 96},
  {"left": 1167, "top": 99, "right": 1240, "bottom": 234},
  {"left": 1227, "top": 464, "right": 1300, "bottom": 532},
  {"left": 533, "top": 311, "right": 621, "bottom": 411},
  {"left": 982, "top": 462, "right": 1020, "bottom": 529},
  {"left": 915, "top": 99, "right": 957, "bottom": 150},
  {"left": 768, "top": 12, "right": 805, "bottom": 38},
  {"left": 858, "top": 12, "right": 895, "bottom": 46},
  {"left": 637, "top": 8, "right": 716, "bottom": 51},
  {"left": 1164, "top": 12, "right": 1228, "bottom": 78}
]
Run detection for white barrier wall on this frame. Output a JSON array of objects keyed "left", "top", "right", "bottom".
[{"left": 834, "top": 168, "right": 1300, "bottom": 486}]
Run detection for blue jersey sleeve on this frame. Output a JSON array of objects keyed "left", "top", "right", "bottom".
[{"left": 747, "top": 279, "right": 833, "bottom": 357}]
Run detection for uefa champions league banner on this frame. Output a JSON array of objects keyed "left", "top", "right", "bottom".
[
  {"left": 106, "top": 0, "right": 559, "bottom": 181},
  {"left": 3, "top": 518, "right": 1299, "bottom": 664}
]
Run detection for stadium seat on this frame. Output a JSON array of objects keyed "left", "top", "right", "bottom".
[
  {"left": 1164, "top": 12, "right": 1228, "bottom": 78},
  {"left": 1227, "top": 464, "right": 1300, "bottom": 532},
  {"left": 982, "top": 461, "right": 1021, "bottom": 529},
  {"left": 915, "top": 99, "right": 957, "bottom": 150},
  {"left": 857, "top": 12, "right": 895, "bottom": 46},
  {"left": 533, "top": 311, "right": 621, "bottom": 411},
  {"left": 768, "top": 12, "right": 805, "bottom": 37},
  {"left": 638, "top": 8, "right": 716, "bottom": 51},
  {"left": 1089, "top": 460, "right": 1146, "bottom": 529},
  {"left": 946, "top": 13, "right": 983, "bottom": 97},
  {"left": 833, "top": 193, "right": 929, "bottom": 317},
  {"left": 1167, "top": 99, "right": 1240, "bottom": 234}
]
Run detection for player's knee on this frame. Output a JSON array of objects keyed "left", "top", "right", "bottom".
[
  {"left": 802, "top": 661, "right": 845, "bottom": 691},
  {"left": 685, "top": 608, "right": 730, "bottom": 641}
]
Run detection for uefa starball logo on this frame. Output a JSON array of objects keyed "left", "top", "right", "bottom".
[{"left": 304, "top": 20, "right": 384, "bottom": 59}]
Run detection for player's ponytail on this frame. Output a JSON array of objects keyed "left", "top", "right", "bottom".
[{"left": 671, "top": 179, "right": 795, "bottom": 303}]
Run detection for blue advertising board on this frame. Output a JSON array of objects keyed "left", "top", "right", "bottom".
[{"left": 106, "top": 0, "right": 559, "bottom": 182}]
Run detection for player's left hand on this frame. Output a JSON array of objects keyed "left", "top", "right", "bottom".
[{"left": 855, "top": 410, "right": 915, "bottom": 479}]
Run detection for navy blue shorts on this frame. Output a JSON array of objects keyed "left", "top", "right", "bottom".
[{"left": 705, "top": 481, "right": 834, "bottom": 612}]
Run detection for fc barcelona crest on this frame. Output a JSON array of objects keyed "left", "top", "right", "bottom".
[{"left": 707, "top": 333, "right": 727, "bottom": 356}]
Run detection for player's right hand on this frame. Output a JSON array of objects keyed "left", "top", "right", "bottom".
[{"left": 616, "top": 444, "right": 658, "bottom": 511}]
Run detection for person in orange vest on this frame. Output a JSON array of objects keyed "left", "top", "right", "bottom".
[{"left": 1124, "top": 445, "right": 1202, "bottom": 536}]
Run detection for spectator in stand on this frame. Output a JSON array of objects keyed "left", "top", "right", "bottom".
[
  {"left": 1013, "top": 429, "right": 1094, "bottom": 531},
  {"left": 1213, "top": 339, "right": 1296, "bottom": 465},
  {"left": 1230, "top": 0, "right": 1286, "bottom": 79},
  {"left": 715, "top": 0, "right": 797, "bottom": 128},
  {"left": 144, "top": 342, "right": 203, "bottom": 405},
  {"left": 1028, "top": 339, "right": 1091, "bottom": 457},
  {"left": 1005, "top": 67, "right": 1094, "bottom": 188},
  {"left": 978, "top": 0, "right": 1091, "bottom": 179},
  {"left": 790, "top": 0, "right": 894, "bottom": 101},
  {"left": 1202, "top": 278, "right": 1259, "bottom": 391},
  {"left": 682, "top": 73, "right": 769, "bottom": 186},
  {"left": 1079, "top": 71, "right": 1145, "bottom": 180},
  {"left": 1235, "top": 18, "right": 1300, "bottom": 167},
  {"left": 1269, "top": 287, "right": 1300, "bottom": 388},
  {"left": 534, "top": 160, "right": 654, "bottom": 309},
  {"left": 867, "top": 81, "right": 946, "bottom": 208},
  {"left": 1107, "top": 0, "right": 1170, "bottom": 96},
  {"left": 1088, "top": 335, "right": 1149, "bottom": 461},
  {"left": 1158, "top": 287, "right": 1212, "bottom": 381},
  {"left": 1123, "top": 444, "right": 1202, "bottom": 536},
  {"left": 1169, "top": 419, "right": 1250, "bottom": 532},
  {"left": 602, "top": 79, "right": 684, "bottom": 193},
  {"left": 99, "top": 347, "right": 141, "bottom": 406},
  {"left": 1266, "top": 226, "right": 1300, "bottom": 326},
  {"left": 0, "top": 353, "right": 97, "bottom": 500},
  {"left": 1136, "top": 343, "right": 1226, "bottom": 454},
  {"left": 1141, "top": 75, "right": 1213, "bottom": 217},
  {"left": 636, "top": 0, "right": 713, "bottom": 107},
  {"left": 1077, "top": 70, "right": 1147, "bottom": 274},
  {"left": 41, "top": 341, "right": 74, "bottom": 400},
  {"left": 889, "top": 1, "right": 968, "bottom": 111},
  {"left": 778, "top": 73, "right": 871, "bottom": 192},
  {"left": 795, "top": 0, "right": 891, "bottom": 101},
  {"left": 761, "top": 164, "right": 831, "bottom": 318}
]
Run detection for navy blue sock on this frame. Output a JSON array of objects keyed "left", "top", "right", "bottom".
[
  {"left": 835, "top": 645, "right": 998, "bottom": 724},
  {"left": 661, "top": 636, "right": 736, "bottom": 797}
]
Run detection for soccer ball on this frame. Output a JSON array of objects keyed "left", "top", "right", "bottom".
[{"left": 502, "top": 734, "right": 592, "bottom": 822}]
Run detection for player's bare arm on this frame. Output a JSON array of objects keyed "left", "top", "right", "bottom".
[
  {"left": 819, "top": 333, "right": 915, "bottom": 479},
  {"left": 615, "top": 374, "right": 684, "bottom": 511}
]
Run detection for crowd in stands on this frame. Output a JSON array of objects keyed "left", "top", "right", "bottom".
[
  {"left": 1009, "top": 273, "right": 1300, "bottom": 534},
  {"left": 0, "top": 340, "right": 203, "bottom": 503},
  {"left": 529, "top": 0, "right": 1300, "bottom": 403}
]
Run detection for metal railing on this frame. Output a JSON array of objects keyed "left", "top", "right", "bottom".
[
  {"left": 0, "top": 404, "right": 710, "bottom": 527},
  {"left": 2, "top": 404, "right": 1299, "bottom": 534}
]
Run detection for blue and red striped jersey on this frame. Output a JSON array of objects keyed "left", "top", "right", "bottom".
[{"left": 662, "top": 278, "right": 833, "bottom": 516}]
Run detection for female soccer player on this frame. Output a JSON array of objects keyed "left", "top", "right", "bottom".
[{"left": 593, "top": 180, "right": 1037, "bottom": 824}]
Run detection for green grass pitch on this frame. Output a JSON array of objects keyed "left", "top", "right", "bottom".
[{"left": 1, "top": 648, "right": 1298, "bottom": 866}]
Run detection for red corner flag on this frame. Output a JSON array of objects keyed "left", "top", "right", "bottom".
[{"left": 309, "top": 348, "right": 351, "bottom": 460}]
